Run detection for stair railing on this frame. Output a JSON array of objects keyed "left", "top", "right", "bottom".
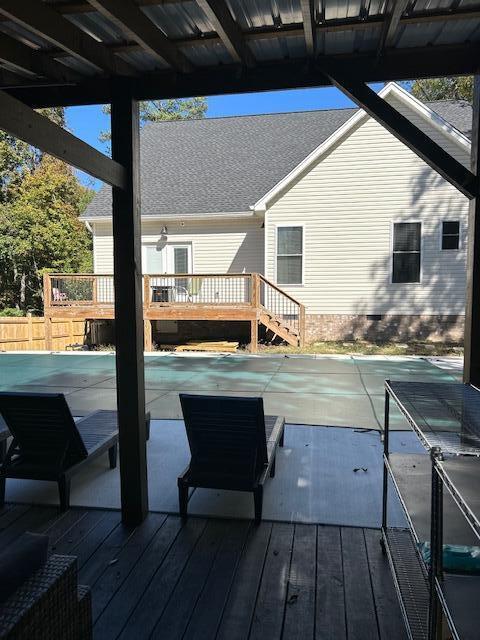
[{"left": 257, "top": 274, "right": 305, "bottom": 345}]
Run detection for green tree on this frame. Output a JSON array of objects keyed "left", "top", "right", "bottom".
[
  {"left": 0, "top": 107, "right": 67, "bottom": 203},
  {"left": 411, "top": 77, "right": 473, "bottom": 103},
  {"left": 100, "top": 97, "right": 207, "bottom": 141},
  {"left": 0, "top": 156, "right": 93, "bottom": 312}
]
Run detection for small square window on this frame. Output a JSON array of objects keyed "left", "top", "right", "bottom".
[{"left": 442, "top": 221, "right": 460, "bottom": 250}]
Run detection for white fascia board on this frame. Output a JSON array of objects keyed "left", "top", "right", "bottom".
[
  {"left": 80, "top": 210, "right": 262, "bottom": 223},
  {"left": 253, "top": 82, "right": 471, "bottom": 213}
]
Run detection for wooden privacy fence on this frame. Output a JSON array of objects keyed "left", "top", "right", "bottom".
[{"left": 0, "top": 316, "right": 86, "bottom": 351}]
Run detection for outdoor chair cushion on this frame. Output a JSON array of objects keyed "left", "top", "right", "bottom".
[{"left": 0, "top": 532, "right": 49, "bottom": 603}]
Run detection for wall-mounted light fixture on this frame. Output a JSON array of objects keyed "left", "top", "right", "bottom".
[{"left": 161, "top": 225, "right": 168, "bottom": 235}]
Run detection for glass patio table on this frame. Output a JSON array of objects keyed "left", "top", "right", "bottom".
[{"left": 384, "top": 380, "right": 480, "bottom": 456}]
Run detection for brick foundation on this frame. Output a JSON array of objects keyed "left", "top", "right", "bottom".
[{"left": 305, "top": 314, "right": 464, "bottom": 344}]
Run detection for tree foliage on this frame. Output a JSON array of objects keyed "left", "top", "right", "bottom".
[
  {"left": 411, "top": 77, "right": 473, "bottom": 103},
  {"left": 0, "top": 108, "right": 93, "bottom": 313},
  {"left": 100, "top": 97, "right": 207, "bottom": 141}
]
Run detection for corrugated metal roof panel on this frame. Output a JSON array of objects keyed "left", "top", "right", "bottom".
[
  {"left": 248, "top": 34, "right": 306, "bottom": 59},
  {"left": 142, "top": 3, "right": 211, "bottom": 39},
  {"left": 227, "top": 0, "right": 302, "bottom": 29},
  {"left": 323, "top": 0, "right": 383, "bottom": 20},
  {"left": 117, "top": 49, "right": 168, "bottom": 72},
  {"left": 65, "top": 12, "right": 127, "bottom": 44},
  {"left": 55, "top": 55, "right": 98, "bottom": 76},
  {"left": 433, "top": 18, "right": 480, "bottom": 45},
  {"left": 180, "top": 41, "right": 231, "bottom": 66},
  {"left": 0, "top": 20, "right": 52, "bottom": 49}
]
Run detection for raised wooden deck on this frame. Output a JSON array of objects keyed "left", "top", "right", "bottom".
[
  {"left": 44, "top": 273, "right": 305, "bottom": 352},
  {"left": 1, "top": 504, "right": 406, "bottom": 640}
]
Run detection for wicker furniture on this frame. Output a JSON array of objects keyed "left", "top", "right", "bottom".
[
  {"left": 0, "top": 393, "right": 119, "bottom": 510},
  {"left": 178, "top": 394, "right": 285, "bottom": 523},
  {"left": 0, "top": 554, "right": 92, "bottom": 639}
]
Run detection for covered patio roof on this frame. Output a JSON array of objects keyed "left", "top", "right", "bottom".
[
  {"left": 0, "top": 0, "right": 479, "bottom": 524},
  {"left": 0, "top": 0, "right": 479, "bottom": 106}
]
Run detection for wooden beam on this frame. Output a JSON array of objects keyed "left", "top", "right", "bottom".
[
  {"left": 86, "top": 0, "right": 192, "bottom": 73},
  {"left": 8, "top": 43, "right": 480, "bottom": 108},
  {"left": 464, "top": 75, "right": 480, "bottom": 385},
  {"left": 196, "top": 0, "right": 255, "bottom": 67},
  {"left": 322, "top": 64, "right": 477, "bottom": 199},
  {"left": 0, "top": 90, "right": 126, "bottom": 187},
  {"left": 111, "top": 80, "right": 148, "bottom": 525},
  {"left": 378, "top": 0, "right": 409, "bottom": 55},
  {"left": 0, "top": 0, "right": 135, "bottom": 76},
  {"left": 0, "top": 32, "right": 79, "bottom": 83},
  {"left": 300, "top": 0, "right": 316, "bottom": 56}
]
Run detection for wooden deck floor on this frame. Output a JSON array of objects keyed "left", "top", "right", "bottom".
[{"left": 1, "top": 504, "right": 407, "bottom": 640}]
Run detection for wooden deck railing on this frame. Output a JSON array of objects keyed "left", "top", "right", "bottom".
[{"left": 44, "top": 272, "right": 306, "bottom": 346}]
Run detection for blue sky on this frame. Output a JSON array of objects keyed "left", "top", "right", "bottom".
[{"left": 67, "top": 83, "right": 384, "bottom": 189}]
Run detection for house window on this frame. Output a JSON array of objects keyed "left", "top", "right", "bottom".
[
  {"left": 442, "top": 221, "right": 460, "bottom": 250},
  {"left": 392, "top": 222, "right": 421, "bottom": 283},
  {"left": 277, "top": 226, "right": 303, "bottom": 285}
]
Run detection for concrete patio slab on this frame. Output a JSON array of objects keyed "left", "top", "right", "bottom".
[
  {"left": 264, "top": 372, "right": 364, "bottom": 395},
  {"left": 262, "top": 392, "right": 380, "bottom": 428},
  {"left": 66, "top": 387, "right": 164, "bottom": 415},
  {"left": 3, "top": 422, "right": 421, "bottom": 528}
]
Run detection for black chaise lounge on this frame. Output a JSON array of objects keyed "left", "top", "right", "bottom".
[
  {"left": 0, "top": 392, "right": 119, "bottom": 510},
  {"left": 0, "top": 419, "right": 8, "bottom": 463},
  {"left": 178, "top": 394, "right": 285, "bottom": 523}
]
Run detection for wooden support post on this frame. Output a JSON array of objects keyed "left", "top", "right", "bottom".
[
  {"left": 250, "top": 319, "right": 258, "bottom": 353},
  {"left": 44, "top": 317, "right": 52, "bottom": 351},
  {"left": 464, "top": 75, "right": 480, "bottom": 385},
  {"left": 251, "top": 273, "right": 260, "bottom": 308},
  {"left": 144, "top": 320, "right": 153, "bottom": 352},
  {"left": 299, "top": 304, "right": 306, "bottom": 348},
  {"left": 43, "top": 272, "right": 51, "bottom": 313},
  {"left": 27, "top": 314, "right": 33, "bottom": 349},
  {"left": 111, "top": 80, "right": 148, "bottom": 525}
]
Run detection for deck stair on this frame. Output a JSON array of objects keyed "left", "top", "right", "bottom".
[
  {"left": 256, "top": 275, "right": 305, "bottom": 348},
  {"left": 259, "top": 309, "right": 300, "bottom": 347}
]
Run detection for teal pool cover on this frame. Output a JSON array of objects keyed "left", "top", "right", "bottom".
[{"left": 0, "top": 352, "right": 462, "bottom": 430}]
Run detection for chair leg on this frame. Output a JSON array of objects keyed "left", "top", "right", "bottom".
[
  {"left": 270, "top": 456, "right": 276, "bottom": 478},
  {"left": 254, "top": 486, "right": 263, "bottom": 524},
  {"left": 108, "top": 444, "right": 118, "bottom": 469},
  {"left": 178, "top": 482, "right": 189, "bottom": 520},
  {"left": 58, "top": 476, "right": 71, "bottom": 511}
]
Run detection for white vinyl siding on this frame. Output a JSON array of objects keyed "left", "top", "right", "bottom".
[
  {"left": 92, "top": 217, "right": 264, "bottom": 276},
  {"left": 265, "top": 99, "right": 469, "bottom": 316}
]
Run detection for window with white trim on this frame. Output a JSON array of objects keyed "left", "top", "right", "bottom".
[
  {"left": 441, "top": 221, "right": 460, "bottom": 250},
  {"left": 392, "top": 222, "right": 421, "bottom": 283},
  {"left": 277, "top": 226, "right": 303, "bottom": 285}
]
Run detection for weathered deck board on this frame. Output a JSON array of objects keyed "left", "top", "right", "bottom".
[{"left": 1, "top": 504, "right": 408, "bottom": 640}]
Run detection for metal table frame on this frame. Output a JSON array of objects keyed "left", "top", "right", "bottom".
[{"left": 382, "top": 379, "right": 480, "bottom": 640}]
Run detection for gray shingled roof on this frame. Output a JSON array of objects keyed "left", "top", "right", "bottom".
[{"left": 83, "top": 99, "right": 472, "bottom": 219}]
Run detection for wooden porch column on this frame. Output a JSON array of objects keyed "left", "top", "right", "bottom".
[
  {"left": 464, "top": 75, "right": 480, "bottom": 385},
  {"left": 111, "top": 81, "right": 148, "bottom": 525},
  {"left": 144, "top": 320, "right": 153, "bottom": 351}
]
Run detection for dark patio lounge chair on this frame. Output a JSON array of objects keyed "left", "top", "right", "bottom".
[
  {"left": 178, "top": 394, "right": 285, "bottom": 523},
  {"left": 0, "top": 392, "right": 119, "bottom": 510},
  {"left": 0, "top": 419, "right": 8, "bottom": 463}
]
